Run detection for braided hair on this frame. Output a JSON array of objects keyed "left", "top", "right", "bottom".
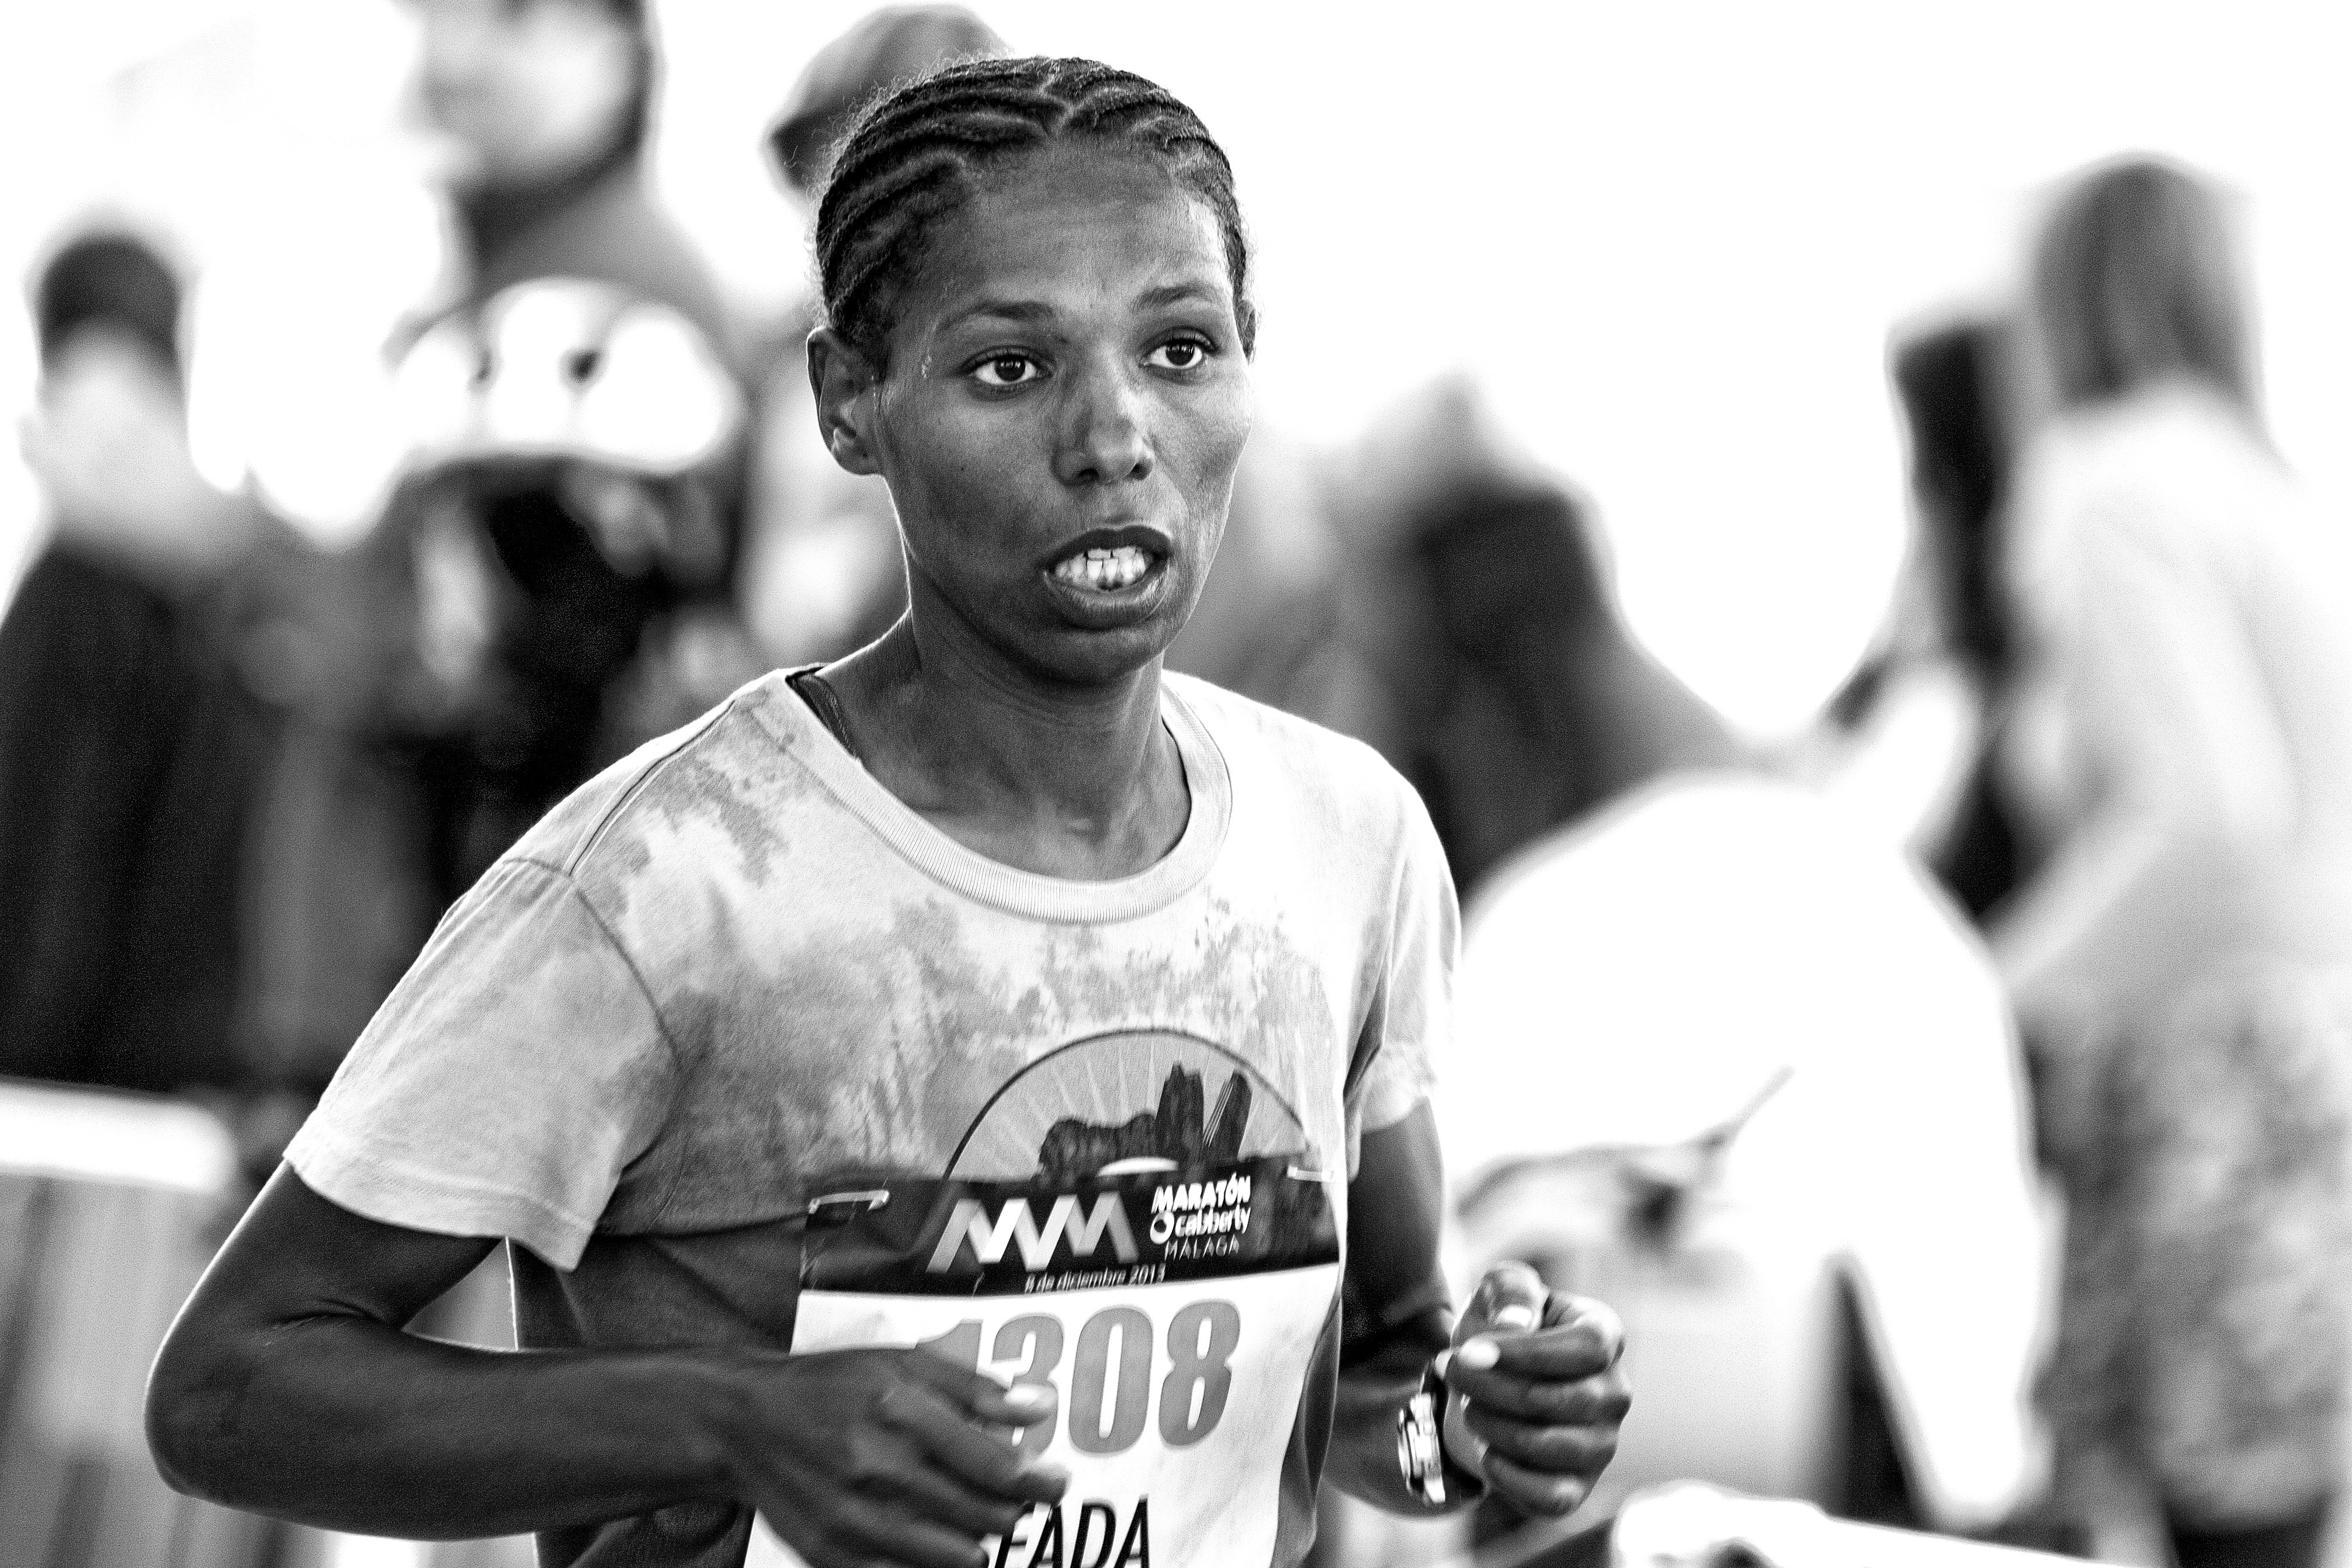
[{"left": 813, "top": 56, "right": 1254, "bottom": 366}]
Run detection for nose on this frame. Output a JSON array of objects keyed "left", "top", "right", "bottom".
[{"left": 1052, "top": 357, "right": 1153, "bottom": 487}]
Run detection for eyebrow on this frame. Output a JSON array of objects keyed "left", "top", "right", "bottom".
[
  {"left": 1136, "top": 280, "right": 1226, "bottom": 309},
  {"left": 943, "top": 279, "right": 1229, "bottom": 331},
  {"left": 948, "top": 299, "right": 1057, "bottom": 328}
]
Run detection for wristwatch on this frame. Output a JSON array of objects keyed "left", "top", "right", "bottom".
[{"left": 1396, "top": 1357, "right": 1482, "bottom": 1507}]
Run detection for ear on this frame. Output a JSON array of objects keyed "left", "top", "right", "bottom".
[{"left": 806, "top": 328, "right": 883, "bottom": 477}]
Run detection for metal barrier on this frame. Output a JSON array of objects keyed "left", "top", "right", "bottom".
[{"left": 0, "top": 1077, "right": 528, "bottom": 1568}]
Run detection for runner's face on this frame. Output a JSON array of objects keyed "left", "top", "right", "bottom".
[{"left": 865, "top": 147, "right": 1253, "bottom": 686}]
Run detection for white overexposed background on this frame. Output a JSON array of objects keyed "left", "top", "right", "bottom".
[{"left": 4, "top": 0, "right": 2350, "bottom": 737}]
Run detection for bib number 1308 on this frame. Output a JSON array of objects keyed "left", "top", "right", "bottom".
[{"left": 920, "top": 1300, "right": 1241, "bottom": 1458}]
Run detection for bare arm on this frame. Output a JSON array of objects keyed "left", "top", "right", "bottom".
[
  {"left": 1327, "top": 1104, "right": 1459, "bottom": 1513},
  {"left": 1328, "top": 1105, "right": 1629, "bottom": 1520},
  {"left": 147, "top": 1166, "right": 1064, "bottom": 1562}
]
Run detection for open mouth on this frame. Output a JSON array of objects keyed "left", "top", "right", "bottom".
[{"left": 1049, "top": 544, "right": 1158, "bottom": 594}]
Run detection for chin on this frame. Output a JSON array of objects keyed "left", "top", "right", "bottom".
[{"left": 1018, "top": 619, "right": 1184, "bottom": 691}]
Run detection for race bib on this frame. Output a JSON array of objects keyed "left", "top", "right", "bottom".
[{"left": 752, "top": 1047, "right": 1342, "bottom": 1568}]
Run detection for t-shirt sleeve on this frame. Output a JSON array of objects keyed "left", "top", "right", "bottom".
[
  {"left": 284, "top": 858, "right": 681, "bottom": 1270},
  {"left": 1344, "top": 777, "right": 1457, "bottom": 1169}
]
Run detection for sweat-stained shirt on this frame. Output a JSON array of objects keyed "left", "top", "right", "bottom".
[{"left": 283, "top": 668, "right": 1452, "bottom": 1568}]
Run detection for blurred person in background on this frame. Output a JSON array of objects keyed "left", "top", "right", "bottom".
[
  {"left": 1395, "top": 473, "right": 2045, "bottom": 1556},
  {"left": 409, "top": 0, "right": 731, "bottom": 352},
  {"left": 1997, "top": 154, "right": 2352, "bottom": 1568},
  {"left": 379, "top": 273, "right": 749, "bottom": 909},
  {"left": 1820, "top": 315, "right": 2037, "bottom": 925},
  {"left": 741, "top": 4, "right": 1007, "bottom": 668},
  {"left": 399, "top": 0, "right": 762, "bottom": 887},
  {"left": 1301, "top": 379, "right": 1618, "bottom": 898},
  {"left": 0, "top": 229, "right": 276, "bottom": 1098},
  {"left": 218, "top": 0, "right": 762, "bottom": 1147}
]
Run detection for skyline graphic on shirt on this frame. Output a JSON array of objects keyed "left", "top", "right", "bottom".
[{"left": 946, "top": 1030, "right": 1316, "bottom": 1184}]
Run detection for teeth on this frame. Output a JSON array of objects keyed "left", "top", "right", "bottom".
[{"left": 1052, "top": 544, "right": 1153, "bottom": 591}]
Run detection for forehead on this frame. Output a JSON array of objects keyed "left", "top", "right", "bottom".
[{"left": 908, "top": 145, "right": 1233, "bottom": 320}]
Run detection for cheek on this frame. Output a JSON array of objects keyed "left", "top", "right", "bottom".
[
  {"left": 873, "top": 390, "right": 1039, "bottom": 561},
  {"left": 1166, "top": 374, "right": 1255, "bottom": 490}
]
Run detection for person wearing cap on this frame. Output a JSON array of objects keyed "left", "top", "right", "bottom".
[
  {"left": 0, "top": 229, "right": 276, "bottom": 1094},
  {"left": 738, "top": 8, "right": 1009, "bottom": 670},
  {"left": 767, "top": 6, "right": 1010, "bottom": 195}
]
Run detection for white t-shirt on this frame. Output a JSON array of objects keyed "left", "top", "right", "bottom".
[
  {"left": 2001, "top": 383, "right": 2352, "bottom": 1026},
  {"left": 1435, "top": 772, "right": 2045, "bottom": 1529},
  {"left": 286, "top": 668, "right": 1451, "bottom": 1568}
]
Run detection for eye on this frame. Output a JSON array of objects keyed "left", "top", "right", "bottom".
[
  {"left": 970, "top": 352, "right": 1043, "bottom": 388},
  {"left": 1147, "top": 337, "right": 1213, "bottom": 372}
]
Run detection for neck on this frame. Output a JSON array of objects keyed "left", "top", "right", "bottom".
[
  {"left": 455, "top": 134, "right": 642, "bottom": 274},
  {"left": 823, "top": 595, "right": 1184, "bottom": 879}
]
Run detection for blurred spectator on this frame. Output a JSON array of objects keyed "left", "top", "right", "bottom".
[
  {"left": 1302, "top": 379, "right": 1612, "bottom": 896},
  {"left": 410, "top": 0, "right": 731, "bottom": 353},
  {"left": 0, "top": 230, "right": 279, "bottom": 1098},
  {"left": 1820, "top": 315, "right": 2037, "bottom": 922},
  {"left": 227, "top": 0, "right": 765, "bottom": 1061},
  {"left": 217, "top": 275, "right": 752, "bottom": 1200},
  {"left": 740, "top": 5, "right": 1005, "bottom": 668},
  {"left": 380, "top": 275, "right": 750, "bottom": 907},
  {"left": 1998, "top": 154, "right": 2352, "bottom": 1568},
  {"left": 764, "top": 5, "right": 1008, "bottom": 196},
  {"left": 405, "top": 0, "right": 763, "bottom": 853},
  {"left": 1888, "top": 316, "right": 2035, "bottom": 920},
  {"left": 1405, "top": 481, "right": 2044, "bottom": 1546}
]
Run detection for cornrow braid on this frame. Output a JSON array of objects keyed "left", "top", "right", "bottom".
[{"left": 813, "top": 55, "right": 1255, "bottom": 365}]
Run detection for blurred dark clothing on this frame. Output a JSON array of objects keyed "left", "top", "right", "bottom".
[
  {"left": 227, "top": 537, "right": 441, "bottom": 1100},
  {"left": 0, "top": 544, "right": 276, "bottom": 1094},
  {"left": 2170, "top": 1507, "right": 2333, "bottom": 1568},
  {"left": 401, "top": 476, "right": 750, "bottom": 907},
  {"left": 1893, "top": 322, "right": 2016, "bottom": 689},
  {"left": 1819, "top": 653, "right": 2036, "bottom": 929},
  {"left": 1819, "top": 318, "right": 2030, "bottom": 929},
  {"left": 1335, "top": 477, "right": 1742, "bottom": 899},
  {"left": 1897, "top": 319, "right": 2027, "bottom": 923},
  {"left": 455, "top": 151, "right": 733, "bottom": 362},
  {"left": 1926, "top": 728, "right": 2032, "bottom": 927},
  {"left": 393, "top": 36, "right": 753, "bottom": 907}
]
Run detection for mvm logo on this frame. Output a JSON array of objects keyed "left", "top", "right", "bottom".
[{"left": 927, "top": 1194, "right": 1140, "bottom": 1274}]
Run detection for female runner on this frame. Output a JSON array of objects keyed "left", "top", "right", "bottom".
[{"left": 148, "top": 57, "right": 1629, "bottom": 1568}]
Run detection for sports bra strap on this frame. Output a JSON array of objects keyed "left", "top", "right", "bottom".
[{"left": 785, "top": 667, "right": 859, "bottom": 761}]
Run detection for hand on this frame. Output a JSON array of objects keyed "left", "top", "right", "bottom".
[
  {"left": 1438, "top": 1261, "right": 1629, "bottom": 1518},
  {"left": 727, "top": 1345, "right": 1069, "bottom": 1568}
]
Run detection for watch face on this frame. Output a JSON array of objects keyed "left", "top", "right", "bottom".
[{"left": 1397, "top": 1390, "right": 1445, "bottom": 1505}]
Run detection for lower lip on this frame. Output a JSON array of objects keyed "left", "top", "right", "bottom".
[{"left": 1039, "top": 554, "right": 1174, "bottom": 629}]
